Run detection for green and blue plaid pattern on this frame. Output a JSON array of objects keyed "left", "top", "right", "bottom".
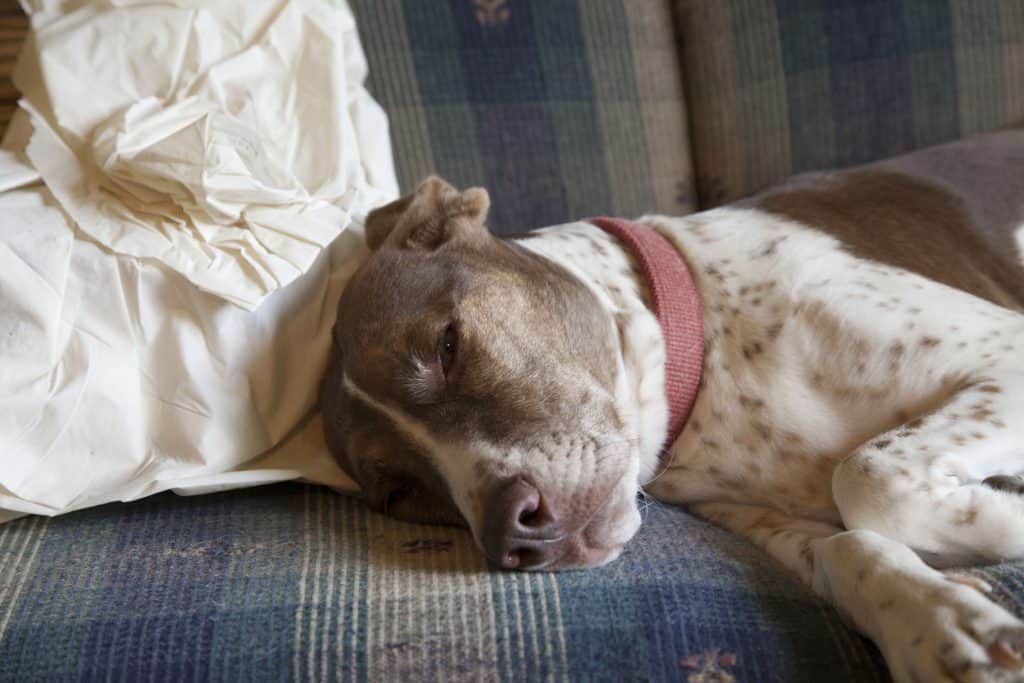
[
  {"left": 0, "top": 484, "right": 899, "bottom": 682},
  {"left": 675, "top": 0, "right": 1024, "bottom": 207},
  {"left": 351, "top": 0, "right": 699, "bottom": 235}
]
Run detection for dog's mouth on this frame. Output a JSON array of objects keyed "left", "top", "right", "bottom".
[{"left": 543, "top": 489, "right": 642, "bottom": 570}]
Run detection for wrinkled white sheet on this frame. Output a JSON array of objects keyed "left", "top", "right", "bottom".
[
  {"left": 0, "top": 0, "right": 391, "bottom": 522},
  {"left": 19, "top": 0, "right": 395, "bottom": 309}
]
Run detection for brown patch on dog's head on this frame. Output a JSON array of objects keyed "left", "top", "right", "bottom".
[{"left": 321, "top": 177, "right": 639, "bottom": 569}]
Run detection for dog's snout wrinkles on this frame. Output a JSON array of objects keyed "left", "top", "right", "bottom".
[{"left": 482, "top": 478, "right": 563, "bottom": 570}]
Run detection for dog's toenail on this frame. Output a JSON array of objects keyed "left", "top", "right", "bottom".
[{"left": 988, "top": 638, "right": 1024, "bottom": 670}]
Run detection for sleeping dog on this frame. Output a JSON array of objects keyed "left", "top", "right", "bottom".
[{"left": 320, "top": 131, "right": 1024, "bottom": 682}]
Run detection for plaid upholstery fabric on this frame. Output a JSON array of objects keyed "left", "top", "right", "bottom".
[
  {"left": 350, "top": 0, "right": 698, "bottom": 235},
  {"left": 675, "top": 0, "right": 1024, "bottom": 207},
  {"left": 0, "top": 484, "right": 895, "bottom": 681}
]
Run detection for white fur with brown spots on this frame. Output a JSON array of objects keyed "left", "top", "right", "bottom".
[
  {"left": 324, "top": 171, "right": 1024, "bottom": 682},
  {"left": 522, "top": 208, "right": 1024, "bottom": 683}
]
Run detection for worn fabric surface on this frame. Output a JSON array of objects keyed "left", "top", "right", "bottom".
[
  {"left": 350, "top": 0, "right": 698, "bottom": 235},
  {"left": 0, "top": 483, "right": 896, "bottom": 682},
  {"left": 675, "top": 0, "right": 1024, "bottom": 207}
]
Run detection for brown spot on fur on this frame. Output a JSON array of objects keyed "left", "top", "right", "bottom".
[
  {"left": 978, "top": 385, "right": 1002, "bottom": 394},
  {"left": 970, "top": 408, "right": 996, "bottom": 422},
  {"left": 920, "top": 336, "right": 941, "bottom": 348},
  {"left": 858, "top": 458, "right": 875, "bottom": 477},
  {"left": 755, "top": 171, "right": 1024, "bottom": 311},
  {"left": 752, "top": 421, "right": 772, "bottom": 440},
  {"left": 799, "top": 543, "right": 813, "bottom": 568},
  {"left": 739, "top": 395, "right": 765, "bottom": 410},
  {"left": 873, "top": 439, "right": 892, "bottom": 449},
  {"left": 956, "top": 507, "right": 979, "bottom": 526},
  {"left": 753, "top": 236, "right": 788, "bottom": 259}
]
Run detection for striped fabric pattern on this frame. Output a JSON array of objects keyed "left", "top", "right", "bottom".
[
  {"left": 350, "top": 0, "right": 698, "bottom": 235},
  {"left": 675, "top": 0, "right": 1024, "bottom": 207},
  {"left": 0, "top": 484, "right": 898, "bottom": 681}
]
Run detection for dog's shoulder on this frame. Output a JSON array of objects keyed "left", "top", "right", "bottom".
[{"left": 643, "top": 202, "right": 1024, "bottom": 515}]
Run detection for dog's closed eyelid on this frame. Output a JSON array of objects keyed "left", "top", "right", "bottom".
[{"left": 439, "top": 322, "right": 459, "bottom": 376}]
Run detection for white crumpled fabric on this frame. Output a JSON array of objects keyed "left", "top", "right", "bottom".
[{"left": 0, "top": 0, "right": 392, "bottom": 522}]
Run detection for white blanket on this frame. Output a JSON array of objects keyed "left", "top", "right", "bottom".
[{"left": 0, "top": 0, "right": 392, "bottom": 522}]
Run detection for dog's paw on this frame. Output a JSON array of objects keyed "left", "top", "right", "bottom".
[{"left": 879, "top": 574, "right": 1024, "bottom": 683}]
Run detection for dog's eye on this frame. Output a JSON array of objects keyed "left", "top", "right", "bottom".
[{"left": 439, "top": 323, "right": 458, "bottom": 376}]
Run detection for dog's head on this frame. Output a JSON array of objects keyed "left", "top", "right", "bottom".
[{"left": 321, "top": 177, "right": 645, "bottom": 569}]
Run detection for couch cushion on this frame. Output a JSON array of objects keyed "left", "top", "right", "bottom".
[
  {"left": 0, "top": 484, "right": 893, "bottom": 681},
  {"left": 350, "top": 0, "right": 698, "bottom": 235},
  {"left": 675, "top": 0, "right": 1024, "bottom": 207}
]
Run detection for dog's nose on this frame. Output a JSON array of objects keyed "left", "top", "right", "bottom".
[{"left": 482, "top": 478, "right": 563, "bottom": 570}]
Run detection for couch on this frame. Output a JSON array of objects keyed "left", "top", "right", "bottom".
[{"left": 2, "top": 1, "right": 1023, "bottom": 680}]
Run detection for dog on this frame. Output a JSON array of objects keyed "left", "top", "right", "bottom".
[{"left": 320, "top": 134, "right": 1024, "bottom": 681}]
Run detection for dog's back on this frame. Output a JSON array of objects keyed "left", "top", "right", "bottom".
[{"left": 745, "top": 127, "right": 1024, "bottom": 312}]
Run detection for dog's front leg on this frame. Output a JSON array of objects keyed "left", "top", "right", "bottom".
[{"left": 694, "top": 502, "right": 1024, "bottom": 683}]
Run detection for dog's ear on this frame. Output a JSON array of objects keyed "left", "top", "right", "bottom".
[
  {"left": 364, "top": 193, "right": 415, "bottom": 251},
  {"left": 364, "top": 176, "right": 491, "bottom": 251}
]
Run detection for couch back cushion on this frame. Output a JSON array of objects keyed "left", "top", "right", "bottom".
[
  {"left": 350, "top": 0, "right": 698, "bottom": 235},
  {"left": 676, "top": 0, "right": 1024, "bottom": 207}
]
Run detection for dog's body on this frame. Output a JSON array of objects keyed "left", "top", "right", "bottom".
[{"left": 323, "top": 134, "right": 1024, "bottom": 681}]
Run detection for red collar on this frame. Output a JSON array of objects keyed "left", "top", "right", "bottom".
[{"left": 589, "top": 218, "right": 704, "bottom": 462}]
